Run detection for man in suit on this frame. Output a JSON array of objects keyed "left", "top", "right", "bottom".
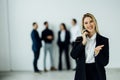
[
  {"left": 57, "top": 23, "right": 71, "bottom": 70},
  {"left": 31, "top": 22, "right": 42, "bottom": 72}
]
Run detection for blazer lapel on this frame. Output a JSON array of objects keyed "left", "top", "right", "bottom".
[
  {"left": 65, "top": 31, "right": 67, "bottom": 41},
  {"left": 96, "top": 33, "right": 102, "bottom": 47}
]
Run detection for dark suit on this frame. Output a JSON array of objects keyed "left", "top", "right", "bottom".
[
  {"left": 57, "top": 30, "right": 71, "bottom": 70},
  {"left": 71, "top": 33, "right": 109, "bottom": 80},
  {"left": 31, "top": 29, "right": 42, "bottom": 71}
]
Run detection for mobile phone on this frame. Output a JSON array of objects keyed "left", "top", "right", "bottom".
[
  {"left": 83, "top": 29, "right": 89, "bottom": 33},
  {"left": 83, "top": 29, "right": 89, "bottom": 37}
]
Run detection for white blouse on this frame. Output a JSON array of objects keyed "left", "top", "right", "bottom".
[
  {"left": 60, "top": 30, "right": 65, "bottom": 42},
  {"left": 70, "top": 25, "right": 81, "bottom": 43},
  {"left": 85, "top": 33, "right": 96, "bottom": 63}
]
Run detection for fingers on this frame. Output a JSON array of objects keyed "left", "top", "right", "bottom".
[
  {"left": 82, "top": 29, "right": 88, "bottom": 35},
  {"left": 95, "top": 47, "right": 102, "bottom": 50},
  {"left": 82, "top": 29, "right": 86, "bottom": 34},
  {"left": 94, "top": 45, "right": 104, "bottom": 55},
  {"left": 99, "top": 45, "right": 104, "bottom": 48},
  {"left": 96, "top": 45, "right": 104, "bottom": 50}
]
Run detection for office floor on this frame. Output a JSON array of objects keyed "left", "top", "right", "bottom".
[{"left": 0, "top": 69, "right": 120, "bottom": 80}]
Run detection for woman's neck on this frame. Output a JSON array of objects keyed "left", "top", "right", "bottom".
[
  {"left": 61, "top": 29, "right": 65, "bottom": 31},
  {"left": 88, "top": 31, "right": 96, "bottom": 38}
]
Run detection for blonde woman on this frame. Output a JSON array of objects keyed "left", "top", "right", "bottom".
[{"left": 71, "top": 13, "right": 109, "bottom": 80}]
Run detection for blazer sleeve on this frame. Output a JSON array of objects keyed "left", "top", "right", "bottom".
[
  {"left": 68, "top": 31, "right": 71, "bottom": 44},
  {"left": 51, "top": 30, "right": 54, "bottom": 40},
  {"left": 95, "top": 38, "right": 109, "bottom": 66},
  {"left": 41, "top": 31, "right": 44, "bottom": 40},
  {"left": 57, "top": 32, "right": 60, "bottom": 46},
  {"left": 31, "top": 31, "right": 37, "bottom": 45},
  {"left": 70, "top": 37, "right": 85, "bottom": 59}
]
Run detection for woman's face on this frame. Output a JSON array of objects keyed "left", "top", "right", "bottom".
[
  {"left": 60, "top": 25, "right": 64, "bottom": 30},
  {"left": 83, "top": 17, "right": 96, "bottom": 33}
]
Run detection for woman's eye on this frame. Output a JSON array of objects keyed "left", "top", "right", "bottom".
[
  {"left": 84, "top": 22, "right": 88, "bottom": 24},
  {"left": 90, "top": 20, "right": 93, "bottom": 23}
]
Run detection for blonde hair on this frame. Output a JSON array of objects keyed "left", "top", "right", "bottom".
[{"left": 81, "top": 13, "right": 100, "bottom": 34}]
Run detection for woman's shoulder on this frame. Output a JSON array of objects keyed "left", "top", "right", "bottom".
[{"left": 97, "top": 33, "right": 109, "bottom": 42}]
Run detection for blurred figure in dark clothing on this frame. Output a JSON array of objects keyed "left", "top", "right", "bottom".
[
  {"left": 31, "top": 22, "right": 42, "bottom": 73},
  {"left": 42, "top": 21, "right": 56, "bottom": 72},
  {"left": 57, "top": 23, "right": 71, "bottom": 70}
]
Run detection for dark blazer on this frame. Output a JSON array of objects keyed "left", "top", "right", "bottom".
[
  {"left": 71, "top": 33, "right": 109, "bottom": 80},
  {"left": 31, "top": 29, "right": 42, "bottom": 52},
  {"left": 57, "top": 30, "right": 70, "bottom": 47}
]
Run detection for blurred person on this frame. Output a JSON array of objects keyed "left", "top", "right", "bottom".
[
  {"left": 42, "top": 21, "right": 56, "bottom": 72},
  {"left": 70, "top": 18, "right": 81, "bottom": 70},
  {"left": 31, "top": 22, "right": 42, "bottom": 73},
  {"left": 71, "top": 13, "right": 109, "bottom": 80},
  {"left": 57, "top": 23, "right": 71, "bottom": 70}
]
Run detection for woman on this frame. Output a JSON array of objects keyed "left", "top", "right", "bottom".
[
  {"left": 57, "top": 23, "right": 71, "bottom": 70},
  {"left": 71, "top": 13, "right": 109, "bottom": 80}
]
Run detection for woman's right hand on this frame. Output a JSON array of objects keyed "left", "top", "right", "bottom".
[
  {"left": 94, "top": 45, "right": 104, "bottom": 56},
  {"left": 82, "top": 30, "right": 88, "bottom": 45}
]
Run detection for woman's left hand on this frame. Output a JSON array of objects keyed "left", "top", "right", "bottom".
[{"left": 94, "top": 45, "right": 104, "bottom": 56}]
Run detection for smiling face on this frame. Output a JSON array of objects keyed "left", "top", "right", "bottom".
[{"left": 83, "top": 17, "right": 96, "bottom": 34}]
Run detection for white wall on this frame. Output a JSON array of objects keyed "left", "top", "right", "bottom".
[
  {"left": 0, "top": 0, "right": 120, "bottom": 71},
  {"left": 0, "top": 0, "right": 10, "bottom": 71}
]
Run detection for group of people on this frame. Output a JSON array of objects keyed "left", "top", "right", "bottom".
[
  {"left": 31, "top": 19, "right": 80, "bottom": 73},
  {"left": 31, "top": 13, "right": 109, "bottom": 80}
]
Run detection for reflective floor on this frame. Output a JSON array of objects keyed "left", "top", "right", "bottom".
[{"left": 0, "top": 69, "right": 120, "bottom": 80}]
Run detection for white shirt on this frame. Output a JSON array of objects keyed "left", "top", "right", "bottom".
[
  {"left": 60, "top": 30, "right": 66, "bottom": 42},
  {"left": 85, "top": 33, "right": 97, "bottom": 63},
  {"left": 70, "top": 25, "right": 81, "bottom": 42}
]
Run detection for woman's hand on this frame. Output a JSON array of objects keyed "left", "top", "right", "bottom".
[
  {"left": 94, "top": 45, "right": 104, "bottom": 56},
  {"left": 82, "top": 30, "right": 88, "bottom": 45}
]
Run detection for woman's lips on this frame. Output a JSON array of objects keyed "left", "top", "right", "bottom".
[{"left": 87, "top": 26, "right": 93, "bottom": 30}]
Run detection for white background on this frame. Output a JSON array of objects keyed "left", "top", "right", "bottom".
[{"left": 0, "top": 0, "right": 120, "bottom": 71}]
